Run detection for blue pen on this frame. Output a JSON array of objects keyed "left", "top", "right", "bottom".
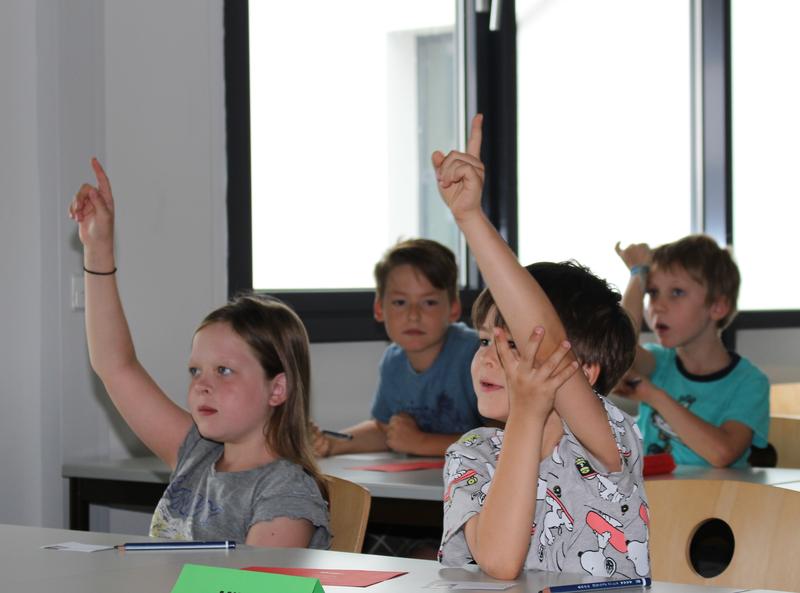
[
  {"left": 541, "top": 577, "right": 651, "bottom": 593},
  {"left": 322, "top": 429, "right": 354, "bottom": 440},
  {"left": 115, "top": 540, "right": 236, "bottom": 551}
]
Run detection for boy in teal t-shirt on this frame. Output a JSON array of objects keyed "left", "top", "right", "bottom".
[{"left": 615, "top": 235, "right": 769, "bottom": 467}]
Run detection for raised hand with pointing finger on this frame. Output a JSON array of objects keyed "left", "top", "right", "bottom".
[
  {"left": 431, "top": 114, "right": 485, "bottom": 222},
  {"left": 69, "top": 158, "right": 116, "bottom": 274}
]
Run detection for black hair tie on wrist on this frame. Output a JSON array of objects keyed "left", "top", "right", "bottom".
[{"left": 83, "top": 266, "right": 117, "bottom": 276}]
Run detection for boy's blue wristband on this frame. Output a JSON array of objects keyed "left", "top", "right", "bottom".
[{"left": 630, "top": 264, "right": 650, "bottom": 277}]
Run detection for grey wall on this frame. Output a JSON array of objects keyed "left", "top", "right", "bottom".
[{"left": 0, "top": 0, "right": 797, "bottom": 531}]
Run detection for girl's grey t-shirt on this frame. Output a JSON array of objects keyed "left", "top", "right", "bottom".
[{"left": 150, "top": 424, "right": 331, "bottom": 548}]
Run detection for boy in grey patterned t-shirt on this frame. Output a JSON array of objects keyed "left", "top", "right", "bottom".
[{"left": 440, "top": 402, "right": 649, "bottom": 577}]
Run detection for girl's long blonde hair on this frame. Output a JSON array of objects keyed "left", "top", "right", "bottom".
[{"left": 197, "top": 295, "right": 327, "bottom": 500}]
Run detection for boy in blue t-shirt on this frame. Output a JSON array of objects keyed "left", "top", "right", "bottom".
[
  {"left": 313, "top": 239, "right": 482, "bottom": 458},
  {"left": 615, "top": 235, "right": 769, "bottom": 467}
]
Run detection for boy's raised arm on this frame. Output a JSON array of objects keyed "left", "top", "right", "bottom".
[
  {"left": 433, "top": 116, "right": 619, "bottom": 471},
  {"left": 70, "top": 158, "right": 192, "bottom": 468},
  {"left": 615, "top": 242, "right": 655, "bottom": 378}
]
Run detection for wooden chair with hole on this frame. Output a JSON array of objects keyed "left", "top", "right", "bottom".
[
  {"left": 325, "top": 475, "right": 372, "bottom": 553},
  {"left": 647, "top": 478, "right": 800, "bottom": 592}
]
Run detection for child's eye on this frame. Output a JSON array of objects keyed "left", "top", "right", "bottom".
[
  {"left": 671, "top": 288, "right": 685, "bottom": 297},
  {"left": 507, "top": 340, "right": 517, "bottom": 350},
  {"left": 217, "top": 366, "right": 233, "bottom": 376},
  {"left": 391, "top": 299, "right": 406, "bottom": 307},
  {"left": 188, "top": 367, "right": 199, "bottom": 377},
  {"left": 423, "top": 299, "right": 439, "bottom": 307},
  {"left": 479, "top": 338, "right": 490, "bottom": 347}
]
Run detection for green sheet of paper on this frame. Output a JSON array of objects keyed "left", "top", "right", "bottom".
[{"left": 171, "top": 563, "right": 325, "bottom": 593}]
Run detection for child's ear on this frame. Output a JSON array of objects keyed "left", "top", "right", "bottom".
[
  {"left": 709, "top": 296, "right": 731, "bottom": 322},
  {"left": 267, "top": 372, "right": 288, "bottom": 407},
  {"left": 581, "top": 362, "right": 602, "bottom": 387},
  {"left": 448, "top": 298, "right": 462, "bottom": 323},
  {"left": 373, "top": 297, "right": 385, "bottom": 322}
]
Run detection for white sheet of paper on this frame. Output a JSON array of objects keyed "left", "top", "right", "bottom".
[
  {"left": 41, "top": 541, "right": 114, "bottom": 552},
  {"left": 426, "top": 580, "right": 514, "bottom": 590}
]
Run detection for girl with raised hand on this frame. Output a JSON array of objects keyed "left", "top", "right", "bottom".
[{"left": 69, "top": 159, "right": 330, "bottom": 548}]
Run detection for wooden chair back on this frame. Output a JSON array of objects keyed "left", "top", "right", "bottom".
[
  {"left": 771, "top": 414, "right": 800, "bottom": 468},
  {"left": 647, "top": 479, "right": 800, "bottom": 592},
  {"left": 771, "top": 382, "right": 800, "bottom": 416},
  {"left": 325, "top": 475, "right": 371, "bottom": 553}
]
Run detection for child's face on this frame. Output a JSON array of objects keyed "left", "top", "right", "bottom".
[
  {"left": 470, "top": 310, "right": 512, "bottom": 422},
  {"left": 374, "top": 264, "right": 460, "bottom": 371},
  {"left": 645, "top": 264, "right": 725, "bottom": 349},
  {"left": 187, "top": 322, "right": 278, "bottom": 445}
]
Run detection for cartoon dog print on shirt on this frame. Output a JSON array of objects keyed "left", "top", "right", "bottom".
[
  {"left": 471, "top": 462, "right": 495, "bottom": 506},
  {"left": 443, "top": 451, "right": 478, "bottom": 506},
  {"left": 578, "top": 509, "right": 628, "bottom": 577},
  {"left": 625, "top": 503, "right": 650, "bottom": 577},
  {"left": 536, "top": 484, "right": 574, "bottom": 560}
]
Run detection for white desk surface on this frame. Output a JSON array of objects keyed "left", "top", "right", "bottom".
[
  {"left": 2, "top": 523, "right": 770, "bottom": 593},
  {"left": 63, "top": 453, "right": 800, "bottom": 500}
]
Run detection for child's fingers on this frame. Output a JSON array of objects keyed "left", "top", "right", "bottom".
[
  {"left": 431, "top": 150, "right": 447, "bottom": 169},
  {"left": 493, "top": 327, "right": 518, "bottom": 369},
  {"left": 85, "top": 187, "right": 111, "bottom": 219},
  {"left": 518, "top": 326, "right": 545, "bottom": 367},
  {"left": 69, "top": 184, "right": 96, "bottom": 220},
  {"left": 614, "top": 241, "right": 623, "bottom": 256},
  {"left": 91, "top": 157, "right": 112, "bottom": 197},
  {"left": 439, "top": 162, "right": 483, "bottom": 191},
  {"left": 537, "top": 340, "right": 573, "bottom": 378},
  {"left": 551, "top": 359, "right": 580, "bottom": 388},
  {"left": 438, "top": 150, "right": 485, "bottom": 178},
  {"left": 466, "top": 113, "right": 483, "bottom": 158}
]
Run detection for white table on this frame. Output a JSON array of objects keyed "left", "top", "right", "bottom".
[{"left": 1, "top": 523, "right": 770, "bottom": 593}]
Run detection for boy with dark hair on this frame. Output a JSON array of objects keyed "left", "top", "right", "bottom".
[
  {"left": 615, "top": 234, "right": 769, "bottom": 467},
  {"left": 313, "top": 238, "right": 482, "bottom": 457},
  {"left": 433, "top": 116, "right": 648, "bottom": 580}
]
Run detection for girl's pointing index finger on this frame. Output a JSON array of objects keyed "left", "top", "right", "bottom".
[{"left": 91, "top": 157, "right": 112, "bottom": 196}]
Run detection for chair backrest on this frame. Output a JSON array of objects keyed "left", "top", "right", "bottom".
[
  {"left": 647, "top": 479, "right": 800, "bottom": 592},
  {"left": 771, "top": 382, "right": 800, "bottom": 415},
  {"left": 771, "top": 414, "right": 800, "bottom": 468},
  {"left": 325, "top": 475, "right": 371, "bottom": 553}
]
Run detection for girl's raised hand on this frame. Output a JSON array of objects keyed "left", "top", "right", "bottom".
[
  {"left": 494, "top": 326, "right": 579, "bottom": 418},
  {"left": 68, "top": 158, "right": 115, "bottom": 251},
  {"left": 431, "top": 114, "right": 486, "bottom": 221}
]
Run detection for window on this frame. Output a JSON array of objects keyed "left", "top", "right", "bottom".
[
  {"left": 247, "top": 1, "right": 460, "bottom": 291},
  {"left": 732, "top": 0, "right": 800, "bottom": 311},
  {"left": 515, "top": 0, "right": 693, "bottom": 294}
]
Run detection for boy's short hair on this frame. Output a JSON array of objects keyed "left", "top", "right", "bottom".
[
  {"left": 471, "top": 261, "right": 636, "bottom": 395},
  {"left": 651, "top": 234, "right": 740, "bottom": 329},
  {"left": 374, "top": 238, "right": 459, "bottom": 303}
]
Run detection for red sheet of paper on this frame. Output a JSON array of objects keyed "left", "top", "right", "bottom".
[
  {"left": 243, "top": 566, "right": 407, "bottom": 587},
  {"left": 643, "top": 452, "right": 676, "bottom": 476},
  {"left": 349, "top": 460, "right": 445, "bottom": 472}
]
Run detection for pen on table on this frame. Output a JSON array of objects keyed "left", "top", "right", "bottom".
[
  {"left": 115, "top": 540, "right": 236, "bottom": 551},
  {"left": 540, "top": 577, "right": 651, "bottom": 593},
  {"left": 322, "top": 429, "right": 354, "bottom": 440}
]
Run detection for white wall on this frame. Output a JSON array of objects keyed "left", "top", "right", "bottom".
[{"left": 0, "top": 0, "right": 798, "bottom": 532}]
